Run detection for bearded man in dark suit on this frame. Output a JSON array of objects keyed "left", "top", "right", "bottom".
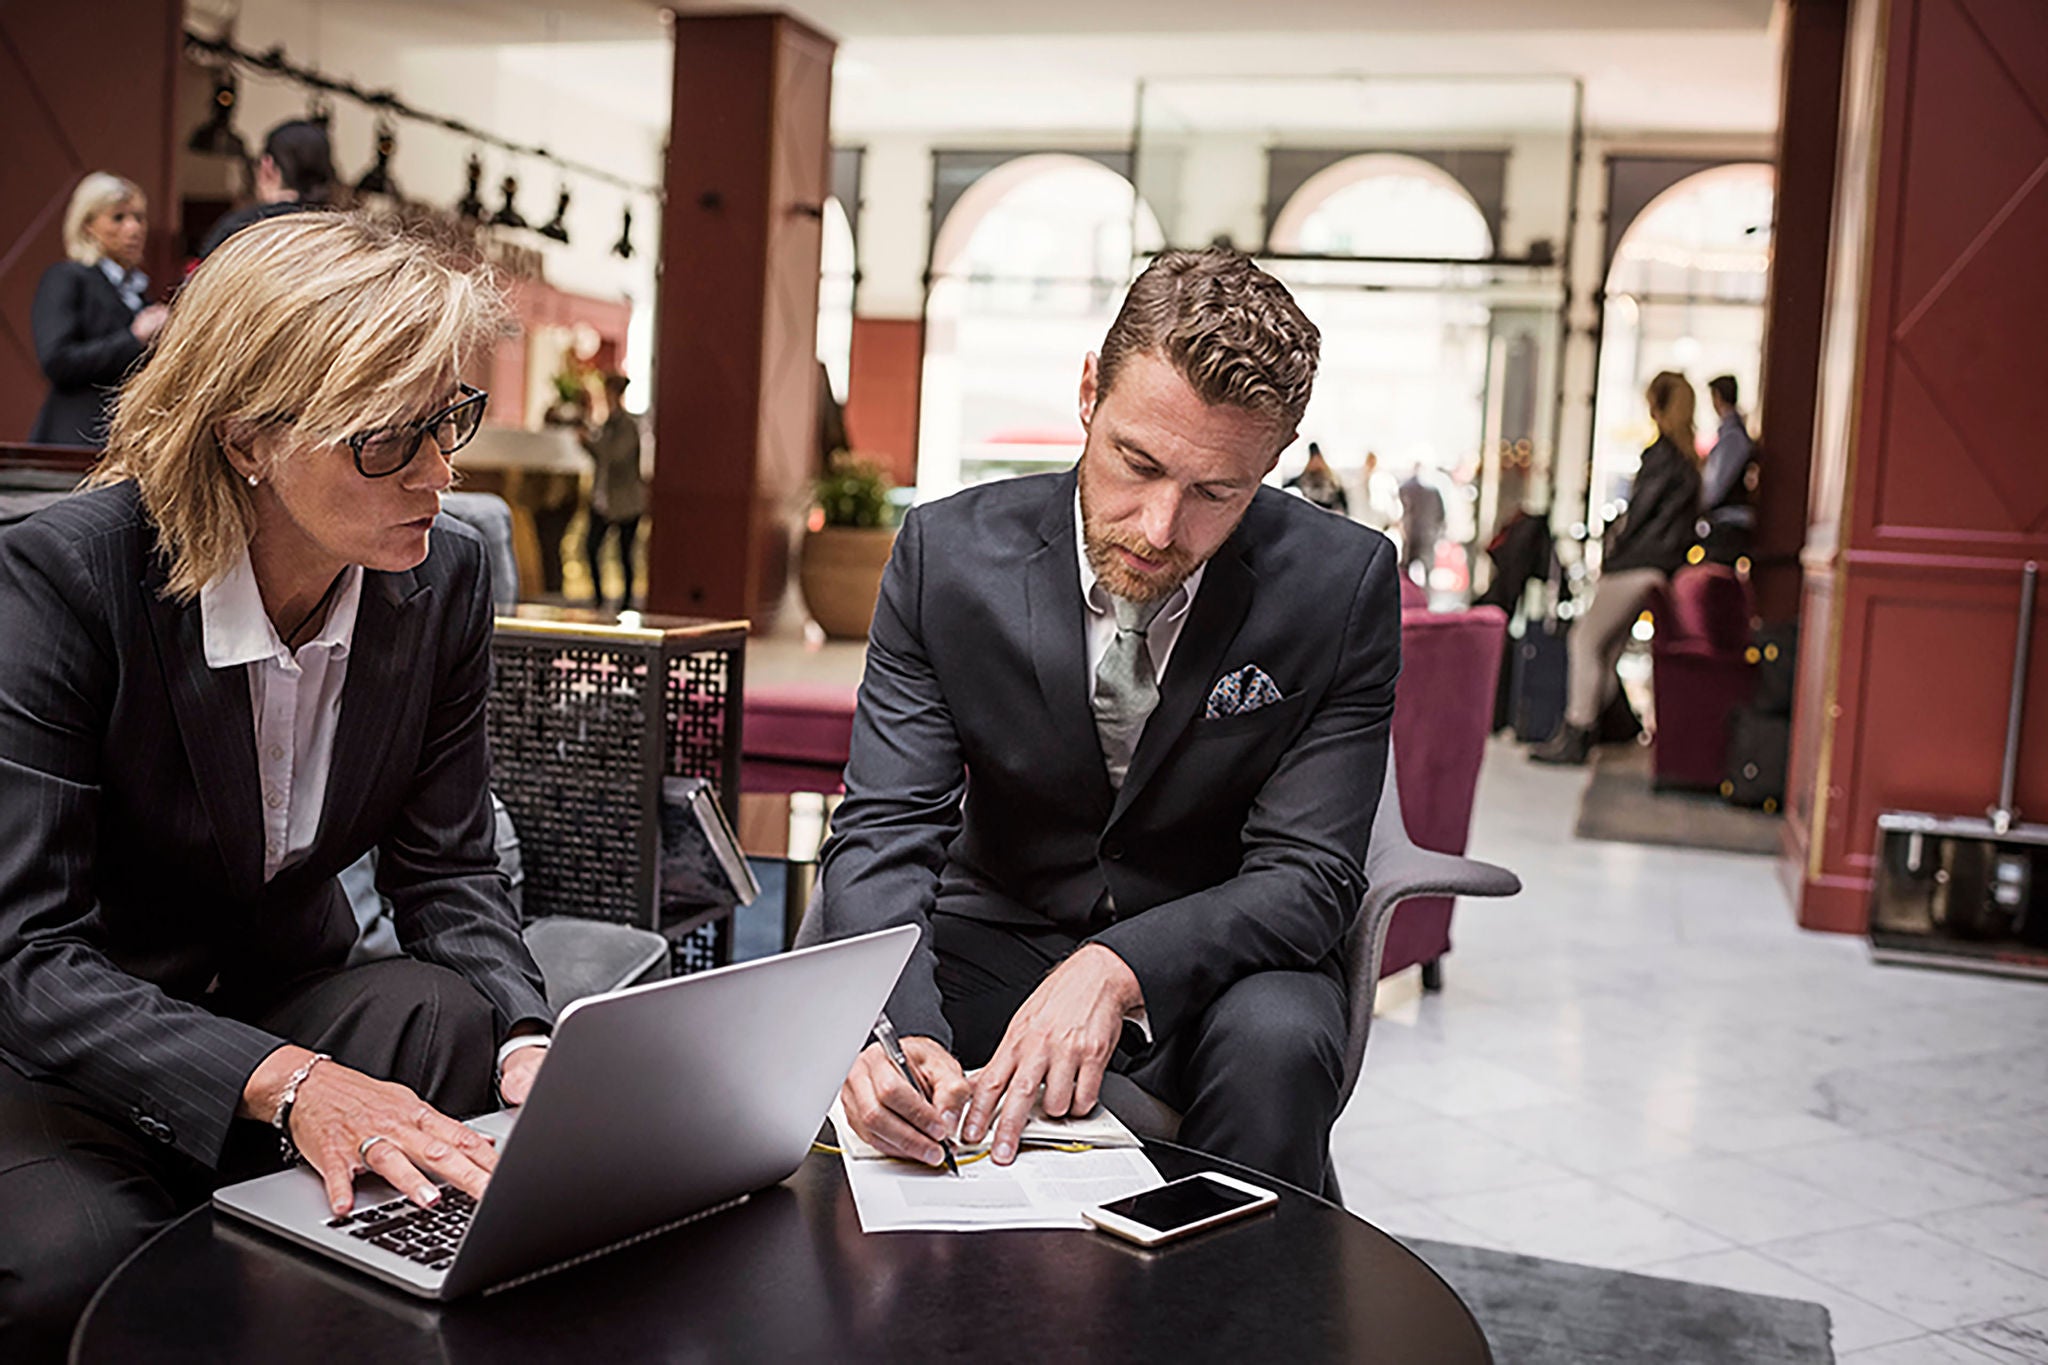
[{"left": 821, "top": 249, "right": 1402, "bottom": 1192}]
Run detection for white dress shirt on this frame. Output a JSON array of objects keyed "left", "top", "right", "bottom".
[
  {"left": 200, "top": 549, "right": 363, "bottom": 883},
  {"left": 1074, "top": 491, "right": 1207, "bottom": 697}
]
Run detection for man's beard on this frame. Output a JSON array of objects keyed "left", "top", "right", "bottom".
[{"left": 1078, "top": 458, "right": 1203, "bottom": 604}]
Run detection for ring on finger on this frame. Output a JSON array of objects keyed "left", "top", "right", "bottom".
[{"left": 358, "top": 1134, "right": 394, "bottom": 1160}]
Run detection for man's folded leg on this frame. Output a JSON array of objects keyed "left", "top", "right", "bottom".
[{"left": 1128, "top": 968, "right": 1348, "bottom": 1195}]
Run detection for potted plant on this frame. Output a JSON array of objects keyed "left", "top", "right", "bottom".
[{"left": 800, "top": 456, "right": 898, "bottom": 639}]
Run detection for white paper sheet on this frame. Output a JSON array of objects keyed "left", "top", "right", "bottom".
[{"left": 828, "top": 1105, "right": 1163, "bottom": 1232}]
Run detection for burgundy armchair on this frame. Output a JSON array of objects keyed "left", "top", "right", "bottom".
[
  {"left": 1384, "top": 605, "right": 1509, "bottom": 988},
  {"left": 1649, "top": 565, "right": 1755, "bottom": 791}
]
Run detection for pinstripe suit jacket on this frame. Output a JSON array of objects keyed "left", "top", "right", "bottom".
[{"left": 0, "top": 483, "right": 550, "bottom": 1168}]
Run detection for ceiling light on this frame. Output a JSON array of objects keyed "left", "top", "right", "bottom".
[
  {"left": 455, "top": 154, "right": 485, "bottom": 220},
  {"left": 489, "top": 175, "right": 528, "bottom": 230},
  {"left": 539, "top": 187, "right": 571, "bottom": 243},
  {"left": 188, "top": 70, "right": 247, "bottom": 159}
]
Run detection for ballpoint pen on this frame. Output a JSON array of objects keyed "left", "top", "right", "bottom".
[{"left": 873, "top": 1012, "right": 961, "bottom": 1176}]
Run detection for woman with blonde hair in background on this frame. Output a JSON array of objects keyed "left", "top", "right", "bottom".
[
  {"left": 0, "top": 213, "right": 553, "bottom": 1362},
  {"left": 1531, "top": 370, "right": 1704, "bottom": 765},
  {"left": 27, "top": 172, "right": 169, "bottom": 446}
]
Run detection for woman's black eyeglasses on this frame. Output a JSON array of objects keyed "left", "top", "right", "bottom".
[{"left": 345, "top": 384, "right": 489, "bottom": 478}]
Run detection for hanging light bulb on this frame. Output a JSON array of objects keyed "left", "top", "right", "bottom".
[
  {"left": 455, "top": 154, "right": 485, "bottom": 221},
  {"left": 188, "top": 68, "right": 248, "bottom": 159},
  {"left": 539, "top": 185, "right": 571, "bottom": 243},
  {"left": 354, "top": 116, "right": 399, "bottom": 199},
  {"left": 612, "top": 205, "right": 635, "bottom": 260},
  {"left": 489, "top": 174, "right": 528, "bottom": 230}
]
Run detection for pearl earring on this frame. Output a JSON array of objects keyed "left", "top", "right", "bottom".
[{"left": 247, "top": 473, "right": 259, "bottom": 487}]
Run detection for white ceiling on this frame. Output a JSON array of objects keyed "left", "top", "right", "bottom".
[{"left": 194, "top": 0, "right": 1785, "bottom": 140}]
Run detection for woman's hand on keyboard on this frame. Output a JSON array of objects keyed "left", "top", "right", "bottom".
[{"left": 288, "top": 1063, "right": 499, "bottom": 1216}]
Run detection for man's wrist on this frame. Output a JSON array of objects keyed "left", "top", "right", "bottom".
[{"left": 496, "top": 1034, "right": 551, "bottom": 1073}]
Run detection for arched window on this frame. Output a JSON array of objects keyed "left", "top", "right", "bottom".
[
  {"left": 919, "top": 154, "right": 1164, "bottom": 497},
  {"left": 1265, "top": 155, "right": 1497, "bottom": 590},
  {"left": 816, "top": 195, "right": 856, "bottom": 410},
  {"left": 1589, "top": 164, "right": 1774, "bottom": 525},
  {"left": 1270, "top": 153, "right": 1494, "bottom": 260}
]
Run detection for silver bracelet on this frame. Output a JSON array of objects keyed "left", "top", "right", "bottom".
[{"left": 270, "top": 1051, "right": 331, "bottom": 1163}]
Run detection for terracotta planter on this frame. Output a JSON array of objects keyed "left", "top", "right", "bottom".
[{"left": 800, "top": 525, "right": 897, "bottom": 640}]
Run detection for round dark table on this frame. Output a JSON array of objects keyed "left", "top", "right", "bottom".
[{"left": 74, "top": 1142, "right": 1491, "bottom": 1363}]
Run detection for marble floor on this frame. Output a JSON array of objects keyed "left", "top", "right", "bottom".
[{"left": 1337, "top": 738, "right": 2048, "bottom": 1364}]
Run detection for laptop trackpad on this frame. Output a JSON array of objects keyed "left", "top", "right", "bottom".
[{"left": 466, "top": 1108, "right": 520, "bottom": 1144}]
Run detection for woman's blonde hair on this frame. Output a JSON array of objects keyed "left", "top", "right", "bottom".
[
  {"left": 1645, "top": 370, "right": 1697, "bottom": 453},
  {"left": 63, "top": 173, "right": 145, "bottom": 265},
  {"left": 91, "top": 213, "right": 506, "bottom": 600}
]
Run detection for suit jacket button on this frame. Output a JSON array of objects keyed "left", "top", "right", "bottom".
[{"left": 1103, "top": 842, "right": 1124, "bottom": 861}]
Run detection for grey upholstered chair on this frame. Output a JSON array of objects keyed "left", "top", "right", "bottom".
[
  {"left": 1095, "top": 748, "right": 1521, "bottom": 1151},
  {"left": 795, "top": 748, "right": 1521, "bottom": 1171}
]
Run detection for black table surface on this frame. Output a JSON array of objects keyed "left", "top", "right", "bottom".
[{"left": 74, "top": 1141, "right": 1492, "bottom": 1363}]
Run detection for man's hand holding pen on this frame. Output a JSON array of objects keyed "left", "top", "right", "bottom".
[{"left": 840, "top": 1032, "right": 971, "bottom": 1170}]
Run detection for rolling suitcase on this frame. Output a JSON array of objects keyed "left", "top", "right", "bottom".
[
  {"left": 1511, "top": 620, "right": 1569, "bottom": 743},
  {"left": 1747, "top": 623, "right": 1798, "bottom": 717},
  {"left": 1722, "top": 706, "right": 1790, "bottom": 811}
]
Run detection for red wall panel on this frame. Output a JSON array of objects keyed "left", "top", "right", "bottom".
[
  {"left": 0, "top": 4, "right": 182, "bottom": 442},
  {"left": 1789, "top": 0, "right": 2048, "bottom": 931},
  {"left": 844, "top": 315, "right": 922, "bottom": 488}
]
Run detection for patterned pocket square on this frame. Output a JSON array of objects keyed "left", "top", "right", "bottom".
[{"left": 1204, "top": 665, "right": 1286, "bottom": 719}]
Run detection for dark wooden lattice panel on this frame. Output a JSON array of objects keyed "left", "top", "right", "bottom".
[
  {"left": 487, "top": 612, "right": 748, "bottom": 972},
  {"left": 487, "top": 639, "right": 654, "bottom": 925}
]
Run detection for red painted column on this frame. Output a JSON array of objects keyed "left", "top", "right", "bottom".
[
  {"left": 648, "top": 12, "right": 835, "bottom": 625},
  {"left": 1752, "top": 0, "right": 1848, "bottom": 627}
]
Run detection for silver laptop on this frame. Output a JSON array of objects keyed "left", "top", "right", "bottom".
[{"left": 215, "top": 925, "right": 917, "bottom": 1300}]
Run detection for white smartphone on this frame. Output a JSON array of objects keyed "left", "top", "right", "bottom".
[{"left": 1083, "top": 1171, "right": 1279, "bottom": 1247}]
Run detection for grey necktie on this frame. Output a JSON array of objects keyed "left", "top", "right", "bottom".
[{"left": 1093, "top": 593, "right": 1168, "bottom": 789}]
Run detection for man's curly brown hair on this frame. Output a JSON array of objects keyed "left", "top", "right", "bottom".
[{"left": 1097, "top": 248, "right": 1320, "bottom": 434}]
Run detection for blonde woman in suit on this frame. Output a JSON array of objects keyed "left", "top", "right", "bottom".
[
  {"left": 27, "top": 172, "right": 170, "bottom": 446},
  {"left": 0, "top": 214, "right": 552, "bottom": 1361}
]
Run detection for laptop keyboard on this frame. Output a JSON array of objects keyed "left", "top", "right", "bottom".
[{"left": 327, "top": 1187, "right": 476, "bottom": 1272}]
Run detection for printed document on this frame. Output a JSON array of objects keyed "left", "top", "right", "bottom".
[{"left": 828, "top": 1103, "right": 1163, "bottom": 1232}]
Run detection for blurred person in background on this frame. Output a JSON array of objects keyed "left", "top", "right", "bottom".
[
  {"left": 1284, "top": 441, "right": 1349, "bottom": 515},
  {"left": 1700, "top": 374, "right": 1754, "bottom": 514},
  {"left": 581, "top": 372, "right": 645, "bottom": 610},
  {"left": 28, "top": 173, "right": 167, "bottom": 447},
  {"left": 1397, "top": 462, "right": 1445, "bottom": 585},
  {"left": 196, "top": 119, "right": 337, "bottom": 261},
  {"left": 1357, "top": 449, "right": 1400, "bottom": 531},
  {"left": 1532, "top": 370, "right": 1703, "bottom": 765}
]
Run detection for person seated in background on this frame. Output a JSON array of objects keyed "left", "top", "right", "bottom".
[
  {"left": 27, "top": 172, "right": 168, "bottom": 447},
  {"left": 1284, "top": 440, "right": 1350, "bottom": 515},
  {"left": 0, "top": 214, "right": 553, "bottom": 1363},
  {"left": 1696, "top": 373, "right": 1758, "bottom": 561},
  {"left": 1531, "top": 370, "right": 1704, "bottom": 766},
  {"left": 819, "top": 248, "right": 1402, "bottom": 1195},
  {"left": 196, "top": 118, "right": 336, "bottom": 260},
  {"left": 580, "top": 371, "right": 646, "bottom": 610}
]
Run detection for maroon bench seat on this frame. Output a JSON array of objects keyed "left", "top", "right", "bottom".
[{"left": 742, "top": 682, "right": 858, "bottom": 794}]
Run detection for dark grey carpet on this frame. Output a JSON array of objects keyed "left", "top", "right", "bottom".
[
  {"left": 1404, "top": 1238, "right": 1834, "bottom": 1365},
  {"left": 1573, "top": 743, "right": 1783, "bottom": 856}
]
